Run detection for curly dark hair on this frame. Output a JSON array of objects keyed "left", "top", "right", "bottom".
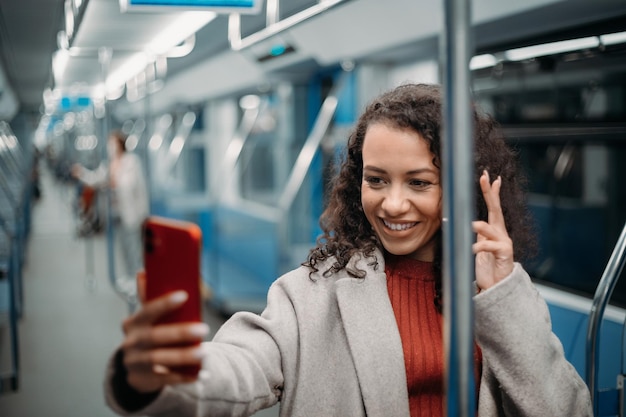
[{"left": 304, "top": 83, "right": 536, "bottom": 305}]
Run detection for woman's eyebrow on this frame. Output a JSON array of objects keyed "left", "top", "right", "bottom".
[
  {"left": 363, "top": 165, "right": 438, "bottom": 175},
  {"left": 362, "top": 165, "right": 386, "bottom": 173},
  {"left": 407, "top": 168, "right": 439, "bottom": 175}
]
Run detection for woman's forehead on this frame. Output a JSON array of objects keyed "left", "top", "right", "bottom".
[{"left": 362, "top": 124, "right": 437, "bottom": 168}]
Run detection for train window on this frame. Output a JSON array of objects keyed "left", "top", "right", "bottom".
[
  {"left": 240, "top": 133, "right": 277, "bottom": 204},
  {"left": 513, "top": 140, "right": 626, "bottom": 307},
  {"left": 237, "top": 85, "right": 310, "bottom": 210},
  {"left": 473, "top": 41, "right": 626, "bottom": 307},
  {"left": 181, "top": 145, "right": 206, "bottom": 193}
]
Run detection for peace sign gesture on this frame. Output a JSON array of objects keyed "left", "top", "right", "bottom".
[{"left": 472, "top": 170, "right": 514, "bottom": 291}]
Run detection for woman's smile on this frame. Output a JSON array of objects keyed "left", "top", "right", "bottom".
[{"left": 382, "top": 219, "right": 418, "bottom": 232}]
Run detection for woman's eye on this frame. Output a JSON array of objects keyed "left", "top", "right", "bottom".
[
  {"left": 364, "top": 176, "right": 384, "bottom": 186},
  {"left": 410, "top": 179, "right": 432, "bottom": 188}
]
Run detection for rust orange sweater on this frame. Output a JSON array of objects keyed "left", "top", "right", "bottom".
[{"left": 385, "top": 254, "right": 481, "bottom": 417}]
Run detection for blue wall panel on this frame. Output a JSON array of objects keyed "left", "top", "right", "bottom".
[{"left": 547, "top": 302, "right": 622, "bottom": 390}]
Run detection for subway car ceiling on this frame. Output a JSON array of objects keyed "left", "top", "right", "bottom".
[{"left": 2, "top": 0, "right": 626, "bottom": 123}]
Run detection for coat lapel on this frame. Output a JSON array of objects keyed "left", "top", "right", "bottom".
[{"left": 335, "top": 262, "right": 410, "bottom": 417}]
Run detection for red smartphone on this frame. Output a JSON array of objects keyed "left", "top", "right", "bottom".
[{"left": 142, "top": 216, "right": 203, "bottom": 375}]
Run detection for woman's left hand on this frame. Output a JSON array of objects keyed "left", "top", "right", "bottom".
[{"left": 472, "top": 170, "right": 514, "bottom": 291}]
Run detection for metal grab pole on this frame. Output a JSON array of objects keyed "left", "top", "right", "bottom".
[
  {"left": 99, "top": 47, "right": 116, "bottom": 294},
  {"left": 84, "top": 235, "right": 96, "bottom": 292},
  {"left": 441, "top": 0, "right": 475, "bottom": 415},
  {"left": 586, "top": 222, "right": 626, "bottom": 414},
  {"left": 98, "top": 47, "right": 136, "bottom": 313}
]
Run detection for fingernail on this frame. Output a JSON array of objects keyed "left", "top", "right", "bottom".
[
  {"left": 170, "top": 291, "right": 188, "bottom": 304},
  {"left": 193, "top": 346, "right": 207, "bottom": 359},
  {"left": 188, "top": 323, "right": 209, "bottom": 337}
]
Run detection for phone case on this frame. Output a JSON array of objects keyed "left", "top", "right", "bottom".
[{"left": 142, "top": 216, "right": 203, "bottom": 375}]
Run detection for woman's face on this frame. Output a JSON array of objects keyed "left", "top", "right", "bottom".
[{"left": 361, "top": 123, "right": 442, "bottom": 262}]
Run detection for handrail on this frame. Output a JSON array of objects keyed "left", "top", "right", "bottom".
[
  {"left": 586, "top": 221, "right": 626, "bottom": 414},
  {"left": 0, "top": 123, "right": 27, "bottom": 181},
  {"left": 211, "top": 100, "right": 266, "bottom": 202},
  {"left": 145, "top": 113, "right": 174, "bottom": 198},
  {"left": 124, "top": 118, "right": 146, "bottom": 152},
  {"left": 0, "top": 144, "right": 25, "bottom": 209},
  {"left": 228, "top": 0, "right": 354, "bottom": 51},
  {"left": 165, "top": 111, "right": 196, "bottom": 175},
  {"left": 150, "top": 114, "right": 174, "bottom": 149},
  {"left": 98, "top": 48, "right": 143, "bottom": 313},
  {"left": 6, "top": 227, "right": 20, "bottom": 392},
  {"left": 0, "top": 167, "right": 19, "bottom": 210},
  {"left": 0, "top": 123, "right": 25, "bottom": 393},
  {"left": 277, "top": 70, "right": 349, "bottom": 213},
  {"left": 207, "top": 98, "right": 266, "bottom": 304}
]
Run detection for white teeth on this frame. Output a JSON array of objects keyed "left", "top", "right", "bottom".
[{"left": 383, "top": 220, "right": 417, "bottom": 231}]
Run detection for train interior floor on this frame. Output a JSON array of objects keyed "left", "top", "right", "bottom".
[{"left": 0, "top": 165, "right": 278, "bottom": 417}]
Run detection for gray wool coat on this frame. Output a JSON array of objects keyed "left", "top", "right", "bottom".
[{"left": 105, "top": 249, "right": 592, "bottom": 416}]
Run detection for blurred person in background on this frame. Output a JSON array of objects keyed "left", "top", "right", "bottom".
[{"left": 72, "top": 130, "right": 149, "bottom": 295}]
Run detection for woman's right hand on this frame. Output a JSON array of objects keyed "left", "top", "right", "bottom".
[{"left": 120, "top": 271, "right": 209, "bottom": 394}]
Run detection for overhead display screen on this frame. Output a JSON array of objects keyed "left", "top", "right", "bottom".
[{"left": 120, "top": 0, "right": 263, "bottom": 14}]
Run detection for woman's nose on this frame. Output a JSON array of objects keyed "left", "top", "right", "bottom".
[{"left": 382, "top": 187, "right": 409, "bottom": 215}]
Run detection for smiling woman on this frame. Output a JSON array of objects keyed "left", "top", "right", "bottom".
[
  {"left": 302, "top": 82, "right": 590, "bottom": 415},
  {"left": 103, "top": 83, "right": 592, "bottom": 417}
]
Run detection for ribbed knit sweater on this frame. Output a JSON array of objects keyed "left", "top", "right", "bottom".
[{"left": 385, "top": 254, "right": 482, "bottom": 417}]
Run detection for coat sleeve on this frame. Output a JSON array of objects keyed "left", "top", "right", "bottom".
[
  {"left": 104, "top": 278, "right": 296, "bottom": 417},
  {"left": 474, "top": 263, "right": 593, "bottom": 416},
  {"left": 76, "top": 163, "right": 108, "bottom": 188}
]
